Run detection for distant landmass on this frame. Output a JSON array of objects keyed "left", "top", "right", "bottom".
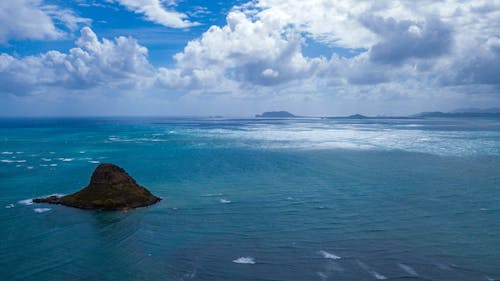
[
  {"left": 414, "top": 111, "right": 500, "bottom": 118},
  {"left": 256, "top": 108, "right": 500, "bottom": 119},
  {"left": 451, "top": 107, "right": 500, "bottom": 114},
  {"left": 256, "top": 111, "right": 297, "bottom": 118}
]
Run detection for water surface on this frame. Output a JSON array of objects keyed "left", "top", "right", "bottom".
[{"left": 1, "top": 117, "right": 499, "bottom": 280}]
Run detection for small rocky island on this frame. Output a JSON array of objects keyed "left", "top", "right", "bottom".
[
  {"left": 34, "top": 163, "right": 161, "bottom": 211},
  {"left": 255, "top": 111, "right": 297, "bottom": 118}
]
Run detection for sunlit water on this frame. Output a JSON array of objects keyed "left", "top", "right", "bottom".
[{"left": 0, "top": 117, "right": 499, "bottom": 281}]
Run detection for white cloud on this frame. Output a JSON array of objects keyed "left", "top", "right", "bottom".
[
  {"left": 0, "top": 0, "right": 90, "bottom": 44},
  {"left": 157, "top": 9, "right": 326, "bottom": 89},
  {"left": 114, "top": 0, "right": 198, "bottom": 28},
  {"left": 1, "top": 0, "right": 500, "bottom": 115},
  {"left": 0, "top": 27, "right": 154, "bottom": 95}
]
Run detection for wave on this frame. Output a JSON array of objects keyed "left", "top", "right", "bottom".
[
  {"left": 357, "top": 261, "right": 387, "bottom": 280},
  {"left": 18, "top": 199, "right": 33, "bottom": 205},
  {"left": 88, "top": 160, "right": 100, "bottom": 164},
  {"left": 200, "top": 193, "right": 223, "bottom": 197},
  {"left": 34, "top": 208, "right": 51, "bottom": 213},
  {"left": 5, "top": 204, "right": 14, "bottom": 209},
  {"left": 19, "top": 194, "right": 64, "bottom": 207},
  {"left": 1, "top": 151, "right": 14, "bottom": 154},
  {"left": 41, "top": 158, "right": 52, "bottom": 161},
  {"left": 233, "top": 257, "right": 255, "bottom": 264},
  {"left": 398, "top": 263, "right": 418, "bottom": 276},
  {"left": 1, "top": 159, "right": 27, "bottom": 163},
  {"left": 220, "top": 198, "right": 231, "bottom": 204},
  {"left": 318, "top": 250, "right": 340, "bottom": 259},
  {"left": 58, "top": 158, "right": 74, "bottom": 162}
]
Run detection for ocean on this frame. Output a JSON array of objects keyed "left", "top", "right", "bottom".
[{"left": 0, "top": 117, "right": 499, "bottom": 281}]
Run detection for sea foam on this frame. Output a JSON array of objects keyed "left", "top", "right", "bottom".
[
  {"left": 233, "top": 257, "right": 255, "bottom": 264},
  {"left": 34, "top": 208, "right": 51, "bottom": 213},
  {"left": 318, "top": 250, "right": 341, "bottom": 259},
  {"left": 357, "top": 261, "right": 387, "bottom": 280},
  {"left": 18, "top": 199, "right": 33, "bottom": 205},
  {"left": 398, "top": 263, "right": 418, "bottom": 276}
]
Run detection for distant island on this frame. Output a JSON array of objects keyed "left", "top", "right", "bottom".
[
  {"left": 33, "top": 163, "right": 161, "bottom": 211},
  {"left": 413, "top": 111, "right": 500, "bottom": 118},
  {"left": 255, "top": 108, "right": 500, "bottom": 119},
  {"left": 255, "top": 111, "right": 298, "bottom": 118}
]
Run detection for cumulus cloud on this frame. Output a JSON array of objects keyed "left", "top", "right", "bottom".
[
  {"left": 169, "top": 0, "right": 500, "bottom": 90},
  {"left": 156, "top": 9, "right": 327, "bottom": 89},
  {"left": 0, "top": 27, "right": 154, "bottom": 95},
  {"left": 114, "top": 0, "right": 198, "bottom": 28},
  {"left": 362, "top": 16, "right": 453, "bottom": 64},
  {"left": 1, "top": 0, "right": 500, "bottom": 114},
  {"left": 0, "top": 0, "right": 89, "bottom": 44}
]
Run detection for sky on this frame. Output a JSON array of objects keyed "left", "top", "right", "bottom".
[{"left": 0, "top": 0, "right": 499, "bottom": 117}]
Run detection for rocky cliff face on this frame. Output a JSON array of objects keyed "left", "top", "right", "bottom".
[{"left": 34, "top": 163, "right": 161, "bottom": 211}]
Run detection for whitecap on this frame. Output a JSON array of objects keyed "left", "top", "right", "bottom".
[
  {"left": 34, "top": 208, "right": 51, "bottom": 213},
  {"left": 42, "top": 193, "right": 65, "bottom": 198},
  {"left": 220, "top": 198, "right": 231, "bottom": 204},
  {"left": 357, "top": 261, "right": 387, "bottom": 280},
  {"left": 15, "top": 165, "right": 22, "bottom": 167},
  {"left": 88, "top": 160, "right": 100, "bottom": 164},
  {"left": 317, "top": 272, "right": 328, "bottom": 280},
  {"left": 50, "top": 164, "right": 58, "bottom": 167},
  {"left": 61, "top": 158, "right": 74, "bottom": 162},
  {"left": 1, "top": 151, "right": 13, "bottom": 155},
  {"left": 5, "top": 204, "right": 14, "bottom": 209},
  {"left": 40, "top": 164, "right": 48, "bottom": 167},
  {"left": 373, "top": 272, "right": 387, "bottom": 280},
  {"left": 79, "top": 151, "right": 86, "bottom": 154},
  {"left": 16, "top": 160, "right": 27, "bottom": 163},
  {"left": 398, "top": 263, "right": 418, "bottom": 276},
  {"left": 41, "top": 158, "right": 52, "bottom": 162},
  {"left": 233, "top": 257, "right": 255, "bottom": 264},
  {"left": 18, "top": 199, "right": 33, "bottom": 205},
  {"left": 318, "top": 250, "right": 341, "bottom": 260},
  {"left": 1, "top": 159, "right": 14, "bottom": 163},
  {"left": 200, "top": 193, "right": 223, "bottom": 197},
  {"left": 27, "top": 166, "right": 34, "bottom": 170}
]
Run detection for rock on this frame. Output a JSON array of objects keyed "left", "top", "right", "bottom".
[{"left": 33, "top": 163, "right": 161, "bottom": 211}]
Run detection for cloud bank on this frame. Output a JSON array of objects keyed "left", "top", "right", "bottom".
[{"left": 1, "top": 0, "right": 500, "bottom": 115}]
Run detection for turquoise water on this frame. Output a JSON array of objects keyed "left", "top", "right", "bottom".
[{"left": 0, "top": 117, "right": 499, "bottom": 281}]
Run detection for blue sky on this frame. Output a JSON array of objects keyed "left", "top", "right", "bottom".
[{"left": 0, "top": 0, "right": 499, "bottom": 116}]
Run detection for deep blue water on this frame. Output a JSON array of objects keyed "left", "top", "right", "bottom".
[{"left": 0, "top": 117, "right": 499, "bottom": 281}]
